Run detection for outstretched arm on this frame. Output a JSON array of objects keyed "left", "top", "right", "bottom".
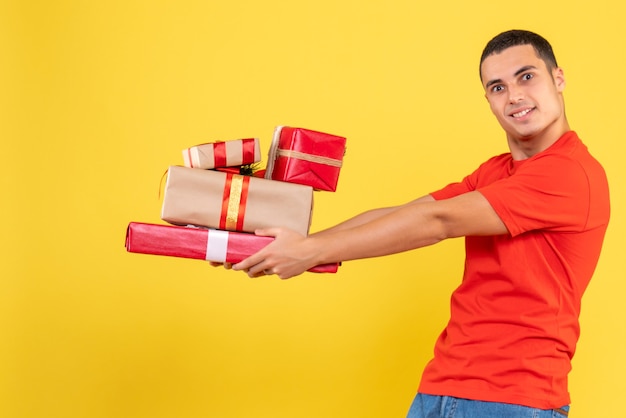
[
  {"left": 233, "top": 191, "right": 508, "bottom": 279},
  {"left": 310, "top": 194, "right": 435, "bottom": 237},
  {"left": 207, "top": 197, "right": 433, "bottom": 270}
]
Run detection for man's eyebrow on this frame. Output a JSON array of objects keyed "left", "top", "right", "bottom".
[
  {"left": 514, "top": 65, "right": 537, "bottom": 77},
  {"left": 485, "top": 78, "right": 502, "bottom": 89},
  {"left": 484, "top": 65, "right": 539, "bottom": 89}
]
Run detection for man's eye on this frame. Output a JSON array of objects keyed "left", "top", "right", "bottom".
[
  {"left": 522, "top": 73, "right": 534, "bottom": 80},
  {"left": 491, "top": 85, "right": 504, "bottom": 93}
]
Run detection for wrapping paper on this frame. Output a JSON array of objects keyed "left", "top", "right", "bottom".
[
  {"left": 125, "top": 222, "right": 339, "bottom": 273},
  {"left": 182, "top": 138, "right": 261, "bottom": 169},
  {"left": 264, "top": 126, "right": 346, "bottom": 192},
  {"left": 161, "top": 165, "right": 313, "bottom": 236}
]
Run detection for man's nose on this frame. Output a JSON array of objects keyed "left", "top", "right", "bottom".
[{"left": 508, "top": 86, "right": 524, "bottom": 103}]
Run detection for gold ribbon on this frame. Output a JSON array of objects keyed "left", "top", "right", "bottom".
[
  {"left": 276, "top": 149, "right": 343, "bottom": 167},
  {"left": 225, "top": 174, "right": 244, "bottom": 230}
]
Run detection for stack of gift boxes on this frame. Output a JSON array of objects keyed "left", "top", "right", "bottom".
[{"left": 125, "top": 126, "right": 347, "bottom": 274}]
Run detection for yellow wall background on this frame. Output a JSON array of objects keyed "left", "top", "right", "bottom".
[{"left": 1, "top": 1, "right": 624, "bottom": 417}]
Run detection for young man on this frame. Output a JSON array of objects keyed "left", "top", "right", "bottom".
[{"left": 231, "top": 30, "right": 610, "bottom": 417}]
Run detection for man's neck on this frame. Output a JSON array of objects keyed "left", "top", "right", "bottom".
[{"left": 507, "top": 122, "right": 570, "bottom": 160}]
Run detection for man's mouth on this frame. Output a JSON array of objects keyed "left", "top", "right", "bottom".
[{"left": 511, "top": 108, "right": 534, "bottom": 118}]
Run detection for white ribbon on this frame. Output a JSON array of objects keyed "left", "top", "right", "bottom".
[
  {"left": 190, "top": 147, "right": 201, "bottom": 167},
  {"left": 206, "top": 229, "right": 229, "bottom": 262},
  {"left": 182, "top": 147, "right": 201, "bottom": 168}
]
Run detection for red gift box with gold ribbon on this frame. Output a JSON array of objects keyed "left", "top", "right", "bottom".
[
  {"left": 264, "top": 126, "right": 346, "bottom": 192},
  {"left": 161, "top": 165, "right": 313, "bottom": 236},
  {"left": 125, "top": 222, "right": 339, "bottom": 273},
  {"left": 182, "top": 138, "right": 261, "bottom": 170}
]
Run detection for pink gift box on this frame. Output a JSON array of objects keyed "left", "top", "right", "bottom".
[
  {"left": 264, "top": 126, "right": 346, "bottom": 192},
  {"left": 125, "top": 222, "right": 339, "bottom": 273},
  {"left": 182, "top": 138, "right": 261, "bottom": 169}
]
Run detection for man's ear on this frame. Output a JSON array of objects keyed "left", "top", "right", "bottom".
[{"left": 554, "top": 67, "right": 566, "bottom": 92}]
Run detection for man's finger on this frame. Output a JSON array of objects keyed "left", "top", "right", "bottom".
[{"left": 208, "top": 261, "right": 233, "bottom": 269}]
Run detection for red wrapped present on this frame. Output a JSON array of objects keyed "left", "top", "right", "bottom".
[
  {"left": 264, "top": 126, "right": 346, "bottom": 192},
  {"left": 161, "top": 165, "right": 313, "bottom": 236},
  {"left": 125, "top": 222, "right": 339, "bottom": 273},
  {"left": 182, "top": 138, "right": 261, "bottom": 169}
]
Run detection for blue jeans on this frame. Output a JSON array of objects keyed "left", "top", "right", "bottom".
[{"left": 406, "top": 394, "right": 570, "bottom": 418}]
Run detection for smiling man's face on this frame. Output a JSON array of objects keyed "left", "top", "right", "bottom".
[{"left": 481, "top": 44, "right": 567, "bottom": 151}]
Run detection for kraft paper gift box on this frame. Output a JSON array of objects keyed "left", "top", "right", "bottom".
[
  {"left": 125, "top": 222, "right": 339, "bottom": 273},
  {"left": 264, "top": 126, "right": 347, "bottom": 192},
  {"left": 161, "top": 165, "right": 313, "bottom": 236},
  {"left": 182, "top": 138, "right": 262, "bottom": 170}
]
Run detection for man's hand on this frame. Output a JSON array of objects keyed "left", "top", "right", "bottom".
[{"left": 232, "top": 227, "right": 316, "bottom": 279}]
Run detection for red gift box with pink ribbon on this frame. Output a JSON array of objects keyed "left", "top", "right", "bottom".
[
  {"left": 126, "top": 222, "right": 339, "bottom": 273},
  {"left": 182, "top": 138, "right": 261, "bottom": 170},
  {"left": 161, "top": 165, "right": 313, "bottom": 236},
  {"left": 264, "top": 126, "right": 346, "bottom": 192}
]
